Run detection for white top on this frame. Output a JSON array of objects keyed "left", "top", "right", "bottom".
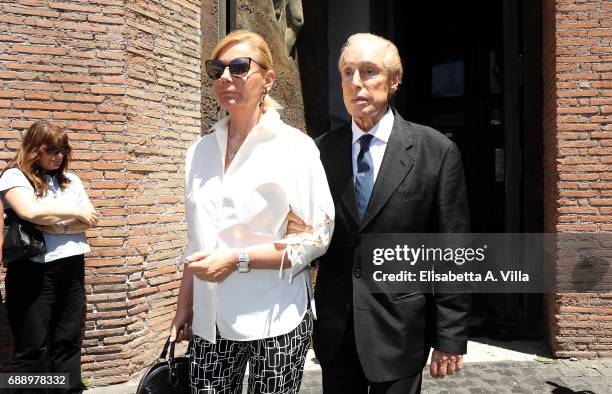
[
  {"left": 184, "top": 108, "right": 335, "bottom": 343},
  {"left": 0, "top": 168, "right": 91, "bottom": 263},
  {"left": 351, "top": 107, "right": 394, "bottom": 182}
]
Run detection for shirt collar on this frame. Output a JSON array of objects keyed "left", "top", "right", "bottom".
[
  {"left": 351, "top": 107, "right": 394, "bottom": 145},
  {"left": 213, "top": 108, "right": 281, "bottom": 160},
  {"left": 212, "top": 107, "right": 281, "bottom": 137}
]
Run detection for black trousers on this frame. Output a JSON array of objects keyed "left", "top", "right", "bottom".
[
  {"left": 5, "top": 254, "right": 86, "bottom": 394},
  {"left": 321, "top": 316, "right": 422, "bottom": 394}
]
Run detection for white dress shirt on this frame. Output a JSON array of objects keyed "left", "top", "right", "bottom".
[
  {"left": 184, "top": 108, "right": 335, "bottom": 343},
  {"left": 351, "top": 107, "right": 394, "bottom": 182}
]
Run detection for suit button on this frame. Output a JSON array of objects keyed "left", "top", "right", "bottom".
[
  {"left": 354, "top": 268, "right": 361, "bottom": 278},
  {"left": 346, "top": 304, "right": 351, "bottom": 311},
  {"left": 356, "top": 234, "right": 361, "bottom": 242}
]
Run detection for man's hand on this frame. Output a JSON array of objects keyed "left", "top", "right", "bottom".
[
  {"left": 286, "top": 211, "right": 313, "bottom": 237},
  {"left": 187, "top": 249, "right": 237, "bottom": 283},
  {"left": 430, "top": 349, "right": 464, "bottom": 379}
]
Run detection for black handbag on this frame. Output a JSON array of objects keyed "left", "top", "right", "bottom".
[
  {"left": 136, "top": 337, "right": 190, "bottom": 394},
  {"left": 2, "top": 209, "right": 46, "bottom": 266}
]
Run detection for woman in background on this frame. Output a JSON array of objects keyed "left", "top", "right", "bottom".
[{"left": 0, "top": 121, "right": 98, "bottom": 393}]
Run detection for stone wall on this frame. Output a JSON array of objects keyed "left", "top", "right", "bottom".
[
  {"left": 0, "top": 0, "right": 209, "bottom": 385},
  {"left": 544, "top": 0, "right": 612, "bottom": 358}
]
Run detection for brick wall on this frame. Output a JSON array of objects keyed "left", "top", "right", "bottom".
[
  {"left": 0, "top": 0, "right": 210, "bottom": 386},
  {"left": 544, "top": 0, "right": 612, "bottom": 358}
]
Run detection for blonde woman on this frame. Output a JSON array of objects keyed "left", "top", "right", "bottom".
[{"left": 169, "top": 30, "right": 334, "bottom": 393}]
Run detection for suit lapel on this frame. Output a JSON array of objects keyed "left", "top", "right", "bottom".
[
  {"left": 360, "top": 112, "right": 415, "bottom": 231},
  {"left": 328, "top": 124, "right": 360, "bottom": 226}
]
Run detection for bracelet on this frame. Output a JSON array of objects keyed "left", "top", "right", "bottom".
[{"left": 62, "top": 222, "right": 69, "bottom": 234}]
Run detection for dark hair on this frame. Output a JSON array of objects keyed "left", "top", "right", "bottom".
[{"left": 6, "top": 121, "right": 72, "bottom": 197}]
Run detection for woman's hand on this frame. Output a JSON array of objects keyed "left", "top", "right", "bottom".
[
  {"left": 35, "top": 223, "right": 64, "bottom": 234},
  {"left": 169, "top": 308, "right": 193, "bottom": 343},
  {"left": 187, "top": 249, "right": 237, "bottom": 282},
  {"left": 286, "top": 211, "right": 313, "bottom": 237},
  {"left": 77, "top": 202, "right": 98, "bottom": 227}
]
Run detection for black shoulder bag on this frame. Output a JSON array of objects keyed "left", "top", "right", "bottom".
[
  {"left": 1, "top": 169, "right": 47, "bottom": 267},
  {"left": 136, "top": 337, "right": 190, "bottom": 394},
  {"left": 2, "top": 208, "right": 46, "bottom": 266}
]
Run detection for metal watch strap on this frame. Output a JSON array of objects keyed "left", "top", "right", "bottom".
[{"left": 237, "top": 249, "right": 250, "bottom": 273}]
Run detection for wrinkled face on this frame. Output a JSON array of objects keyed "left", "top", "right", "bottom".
[
  {"left": 212, "top": 42, "right": 271, "bottom": 113},
  {"left": 340, "top": 40, "right": 398, "bottom": 123},
  {"left": 38, "top": 145, "right": 67, "bottom": 172}
]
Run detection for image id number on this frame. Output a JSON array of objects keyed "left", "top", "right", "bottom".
[{"left": 0, "top": 373, "right": 69, "bottom": 388}]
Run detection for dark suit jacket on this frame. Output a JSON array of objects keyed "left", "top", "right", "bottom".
[{"left": 313, "top": 109, "right": 471, "bottom": 382}]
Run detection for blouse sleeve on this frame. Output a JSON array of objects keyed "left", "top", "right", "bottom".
[
  {"left": 67, "top": 173, "right": 88, "bottom": 204},
  {"left": 279, "top": 138, "right": 335, "bottom": 282},
  {"left": 0, "top": 168, "right": 34, "bottom": 194}
]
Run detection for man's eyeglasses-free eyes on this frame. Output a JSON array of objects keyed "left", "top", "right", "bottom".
[
  {"left": 205, "top": 57, "right": 266, "bottom": 80},
  {"left": 45, "top": 146, "right": 70, "bottom": 155}
]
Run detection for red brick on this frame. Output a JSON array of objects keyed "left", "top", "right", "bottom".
[
  {"left": 90, "top": 86, "right": 125, "bottom": 95},
  {"left": 0, "top": 15, "right": 23, "bottom": 25},
  {"left": 6, "top": 62, "right": 62, "bottom": 72},
  {"left": 55, "top": 21, "right": 107, "bottom": 33},
  {"left": 12, "top": 45, "right": 67, "bottom": 56},
  {"left": 68, "top": 103, "right": 97, "bottom": 112},
  {"left": 53, "top": 112, "right": 104, "bottom": 121},
  {"left": 52, "top": 93, "right": 106, "bottom": 103},
  {"left": 14, "top": 101, "right": 69, "bottom": 111},
  {"left": 0, "top": 71, "right": 17, "bottom": 79},
  {"left": 87, "top": 14, "right": 124, "bottom": 25},
  {"left": 101, "top": 76, "right": 127, "bottom": 85},
  {"left": 97, "top": 104, "right": 124, "bottom": 113},
  {"left": 48, "top": 75, "right": 99, "bottom": 83},
  {"left": 48, "top": 2, "right": 102, "bottom": 13},
  {"left": 2, "top": 5, "right": 60, "bottom": 18}
]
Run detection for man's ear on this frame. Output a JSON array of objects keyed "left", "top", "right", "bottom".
[
  {"left": 264, "top": 69, "right": 276, "bottom": 90},
  {"left": 389, "top": 72, "right": 400, "bottom": 95}
]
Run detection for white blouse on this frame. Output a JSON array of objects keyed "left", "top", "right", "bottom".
[
  {"left": 184, "top": 108, "right": 335, "bottom": 343},
  {"left": 0, "top": 169, "right": 91, "bottom": 263}
]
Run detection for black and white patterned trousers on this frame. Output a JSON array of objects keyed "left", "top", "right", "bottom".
[{"left": 189, "top": 310, "right": 313, "bottom": 394}]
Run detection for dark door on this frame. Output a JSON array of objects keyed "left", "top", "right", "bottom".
[
  {"left": 385, "top": 0, "right": 543, "bottom": 339},
  {"left": 391, "top": 1, "right": 506, "bottom": 233}
]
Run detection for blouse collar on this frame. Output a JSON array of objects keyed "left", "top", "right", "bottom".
[{"left": 212, "top": 108, "right": 282, "bottom": 173}]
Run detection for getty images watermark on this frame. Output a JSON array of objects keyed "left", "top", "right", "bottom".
[{"left": 360, "top": 233, "right": 610, "bottom": 293}]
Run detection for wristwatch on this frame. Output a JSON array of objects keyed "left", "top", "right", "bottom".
[{"left": 237, "top": 249, "right": 250, "bottom": 273}]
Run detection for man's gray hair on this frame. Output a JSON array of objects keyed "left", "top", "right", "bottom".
[{"left": 338, "top": 33, "right": 403, "bottom": 87}]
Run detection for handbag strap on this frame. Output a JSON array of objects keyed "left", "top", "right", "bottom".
[
  {"left": 159, "top": 336, "right": 191, "bottom": 388},
  {"left": 159, "top": 336, "right": 172, "bottom": 360},
  {"left": 160, "top": 336, "right": 191, "bottom": 360},
  {"left": 162, "top": 337, "right": 180, "bottom": 388}
]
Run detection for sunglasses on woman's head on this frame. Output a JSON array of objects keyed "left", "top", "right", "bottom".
[
  {"left": 45, "top": 146, "right": 70, "bottom": 155},
  {"left": 205, "top": 57, "right": 265, "bottom": 80}
]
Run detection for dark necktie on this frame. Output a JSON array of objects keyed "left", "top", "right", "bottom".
[{"left": 355, "top": 134, "right": 374, "bottom": 220}]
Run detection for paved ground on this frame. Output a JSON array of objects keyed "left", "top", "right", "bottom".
[{"left": 86, "top": 340, "right": 612, "bottom": 393}]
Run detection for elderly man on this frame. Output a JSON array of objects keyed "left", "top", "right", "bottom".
[{"left": 313, "top": 33, "right": 471, "bottom": 393}]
